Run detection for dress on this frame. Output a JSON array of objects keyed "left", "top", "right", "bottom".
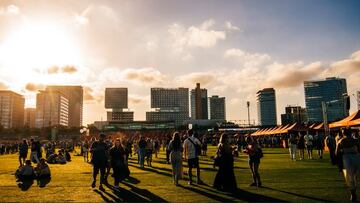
[
  {"left": 169, "top": 140, "right": 183, "bottom": 181},
  {"left": 213, "top": 144, "right": 237, "bottom": 192}
]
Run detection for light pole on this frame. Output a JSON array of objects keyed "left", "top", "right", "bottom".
[{"left": 247, "top": 101, "right": 250, "bottom": 127}]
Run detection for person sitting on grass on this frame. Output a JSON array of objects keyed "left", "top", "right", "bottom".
[
  {"left": 65, "top": 150, "right": 71, "bottom": 162},
  {"left": 35, "top": 158, "right": 51, "bottom": 179},
  {"left": 56, "top": 150, "right": 67, "bottom": 164},
  {"left": 16, "top": 160, "right": 35, "bottom": 182}
]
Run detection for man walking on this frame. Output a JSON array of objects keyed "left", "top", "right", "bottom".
[
  {"left": 183, "top": 129, "right": 203, "bottom": 185},
  {"left": 90, "top": 133, "right": 109, "bottom": 191}
]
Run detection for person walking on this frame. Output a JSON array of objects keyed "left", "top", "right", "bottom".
[
  {"left": 213, "top": 133, "right": 237, "bottom": 192},
  {"left": 30, "top": 139, "right": 40, "bottom": 164},
  {"left": 304, "top": 131, "right": 314, "bottom": 159},
  {"left": 138, "top": 136, "right": 147, "bottom": 168},
  {"left": 315, "top": 132, "right": 324, "bottom": 159},
  {"left": 325, "top": 133, "right": 337, "bottom": 165},
  {"left": 19, "top": 139, "right": 28, "bottom": 166},
  {"left": 183, "top": 129, "right": 202, "bottom": 185},
  {"left": 168, "top": 132, "right": 183, "bottom": 186},
  {"left": 90, "top": 133, "right": 109, "bottom": 191},
  {"left": 82, "top": 140, "right": 90, "bottom": 162},
  {"left": 244, "top": 136, "right": 263, "bottom": 187},
  {"left": 297, "top": 133, "right": 305, "bottom": 160},
  {"left": 109, "top": 139, "right": 127, "bottom": 189},
  {"left": 336, "top": 128, "right": 360, "bottom": 202},
  {"left": 288, "top": 134, "right": 297, "bottom": 161}
]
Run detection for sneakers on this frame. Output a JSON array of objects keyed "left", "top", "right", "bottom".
[
  {"left": 188, "top": 181, "right": 193, "bottom": 185},
  {"left": 91, "top": 181, "right": 96, "bottom": 188}
]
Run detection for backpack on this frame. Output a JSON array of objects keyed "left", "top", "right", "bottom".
[{"left": 188, "top": 138, "right": 201, "bottom": 156}]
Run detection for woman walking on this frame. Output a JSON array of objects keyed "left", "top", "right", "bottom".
[
  {"left": 336, "top": 128, "right": 360, "bottom": 202},
  {"left": 244, "top": 136, "right": 263, "bottom": 187},
  {"left": 213, "top": 133, "right": 237, "bottom": 192},
  {"left": 168, "top": 132, "right": 183, "bottom": 186},
  {"left": 109, "top": 139, "right": 127, "bottom": 189}
]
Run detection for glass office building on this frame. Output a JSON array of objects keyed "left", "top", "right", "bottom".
[
  {"left": 257, "top": 88, "right": 277, "bottom": 126},
  {"left": 304, "top": 77, "right": 348, "bottom": 123}
]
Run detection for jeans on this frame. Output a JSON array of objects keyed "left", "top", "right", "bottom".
[
  {"left": 289, "top": 144, "right": 297, "bottom": 160},
  {"left": 139, "top": 148, "right": 146, "bottom": 167},
  {"left": 30, "top": 151, "right": 39, "bottom": 163},
  {"left": 343, "top": 154, "right": 360, "bottom": 190}
]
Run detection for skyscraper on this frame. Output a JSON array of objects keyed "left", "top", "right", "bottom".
[
  {"left": 146, "top": 88, "right": 189, "bottom": 126},
  {"left": 35, "top": 90, "right": 69, "bottom": 128},
  {"left": 190, "top": 83, "right": 208, "bottom": 119},
  {"left": 281, "top": 106, "right": 307, "bottom": 125},
  {"left": 24, "top": 108, "right": 36, "bottom": 128},
  {"left": 257, "top": 88, "right": 277, "bottom": 126},
  {"left": 46, "top": 86, "right": 83, "bottom": 127},
  {"left": 304, "top": 77, "right": 348, "bottom": 123},
  {"left": 209, "top": 95, "right": 226, "bottom": 120},
  {"left": 0, "top": 90, "right": 25, "bottom": 129},
  {"left": 105, "top": 88, "right": 134, "bottom": 122}
]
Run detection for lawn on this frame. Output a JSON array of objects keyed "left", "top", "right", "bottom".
[{"left": 0, "top": 146, "right": 357, "bottom": 202}]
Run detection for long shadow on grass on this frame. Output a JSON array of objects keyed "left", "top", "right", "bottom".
[
  {"left": 195, "top": 184, "right": 287, "bottom": 202},
  {"left": 95, "top": 182, "right": 168, "bottom": 202},
  {"left": 262, "top": 186, "right": 333, "bottom": 202}
]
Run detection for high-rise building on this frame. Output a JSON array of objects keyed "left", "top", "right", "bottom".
[
  {"left": 24, "top": 108, "right": 36, "bottom": 128},
  {"left": 35, "top": 90, "right": 69, "bottom": 128},
  {"left": 304, "top": 77, "right": 348, "bottom": 123},
  {"left": 281, "top": 106, "right": 307, "bottom": 125},
  {"left": 257, "top": 88, "right": 277, "bottom": 126},
  {"left": 46, "top": 86, "right": 83, "bottom": 127},
  {"left": 190, "top": 83, "right": 208, "bottom": 119},
  {"left": 146, "top": 88, "right": 189, "bottom": 126},
  {"left": 105, "top": 88, "right": 134, "bottom": 122},
  {"left": 357, "top": 91, "right": 360, "bottom": 110},
  {"left": 0, "top": 90, "right": 25, "bottom": 129},
  {"left": 208, "top": 95, "right": 226, "bottom": 120}
]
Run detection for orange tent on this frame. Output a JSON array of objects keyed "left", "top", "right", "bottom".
[
  {"left": 279, "top": 123, "right": 296, "bottom": 134},
  {"left": 272, "top": 124, "right": 290, "bottom": 134},
  {"left": 349, "top": 118, "right": 360, "bottom": 127},
  {"left": 329, "top": 110, "right": 360, "bottom": 128},
  {"left": 313, "top": 123, "right": 324, "bottom": 130}
]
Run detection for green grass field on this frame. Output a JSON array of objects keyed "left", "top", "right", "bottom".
[{"left": 0, "top": 146, "right": 358, "bottom": 202}]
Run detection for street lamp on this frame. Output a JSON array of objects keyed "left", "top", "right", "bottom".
[{"left": 247, "top": 101, "right": 250, "bottom": 127}]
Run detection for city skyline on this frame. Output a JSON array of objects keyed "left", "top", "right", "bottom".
[{"left": 0, "top": 1, "right": 359, "bottom": 125}]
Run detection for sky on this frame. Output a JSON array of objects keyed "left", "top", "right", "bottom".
[{"left": 0, "top": 0, "right": 359, "bottom": 125}]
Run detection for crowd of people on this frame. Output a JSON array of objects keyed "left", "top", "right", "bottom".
[
  {"left": 83, "top": 129, "right": 265, "bottom": 193},
  {"left": 1, "top": 126, "right": 359, "bottom": 201}
]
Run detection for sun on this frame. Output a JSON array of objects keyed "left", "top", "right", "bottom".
[{"left": 0, "top": 21, "right": 81, "bottom": 82}]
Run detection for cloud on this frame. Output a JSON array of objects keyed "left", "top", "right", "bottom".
[
  {"left": 122, "top": 68, "right": 167, "bottom": 86},
  {"left": 224, "top": 48, "right": 271, "bottom": 67},
  {"left": 225, "top": 21, "right": 240, "bottom": 31},
  {"left": 168, "top": 19, "right": 226, "bottom": 52},
  {"left": 83, "top": 86, "right": 96, "bottom": 101},
  {"left": 0, "top": 81, "right": 8, "bottom": 89},
  {"left": 74, "top": 5, "right": 119, "bottom": 26},
  {"left": 62, "top": 65, "right": 78, "bottom": 74},
  {"left": 129, "top": 95, "right": 145, "bottom": 105},
  {"left": 267, "top": 61, "right": 324, "bottom": 88},
  {"left": 46, "top": 65, "right": 78, "bottom": 74},
  {"left": 176, "top": 72, "right": 217, "bottom": 87},
  {"left": 328, "top": 51, "right": 360, "bottom": 75},
  {"left": 25, "top": 83, "right": 45, "bottom": 92},
  {"left": 47, "top": 66, "right": 60, "bottom": 74},
  {"left": 0, "top": 5, "right": 20, "bottom": 15},
  {"left": 181, "top": 54, "right": 193, "bottom": 61},
  {"left": 230, "top": 98, "right": 241, "bottom": 105}
]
